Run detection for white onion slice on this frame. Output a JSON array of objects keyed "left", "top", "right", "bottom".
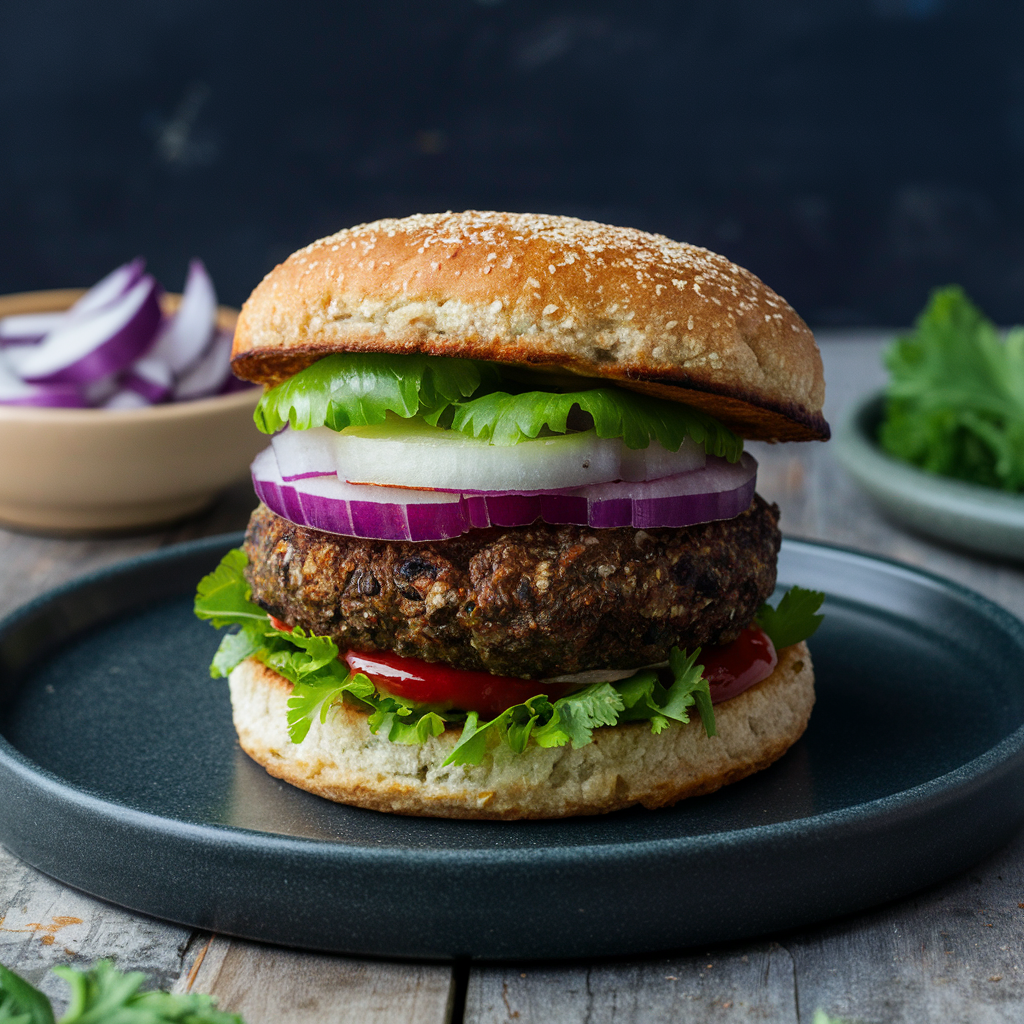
[
  {"left": 172, "top": 330, "right": 233, "bottom": 400},
  {"left": 0, "top": 312, "right": 66, "bottom": 345},
  {"left": 272, "top": 425, "right": 341, "bottom": 480},
  {"left": 252, "top": 445, "right": 757, "bottom": 541},
  {"left": 11, "top": 275, "right": 162, "bottom": 385},
  {"left": 149, "top": 259, "right": 217, "bottom": 374},
  {"left": 270, "top": 421, "right": 707, "bottom": 491}
]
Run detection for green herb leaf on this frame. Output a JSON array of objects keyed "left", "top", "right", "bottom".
[
  {"left": 449, "top": 388, "right": 743, "bottom": 458},
  {"left": 755, "top": 586, "right": 825, "bottom": 650},
  {"left": 879, "top": 286, "right": 1024, "bottom": 492},
  {"left": 193, "top": 550, "right": 267, "bottom": 628},
  {"left": 0, "top": 960, "right": 242, "bottom": 1024},
  {"left": 0, "top": 965, "right": 55, "bottom": 1024},
  {"left": 254, "top": 353, "right": 492, "bottom": 435}
]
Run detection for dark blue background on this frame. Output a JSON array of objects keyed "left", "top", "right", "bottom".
[{"left": 2, "top": 0, "right": 1021, "bottom": 326}]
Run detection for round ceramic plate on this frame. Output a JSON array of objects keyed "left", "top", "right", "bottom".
[
  {"left": 1, "top": 534, "right": 1024, "bottom": 960},
  {"left": 835, "top": 391, "right": 1024, "bottom": 560}
]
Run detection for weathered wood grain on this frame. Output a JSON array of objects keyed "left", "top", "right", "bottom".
[
  {"left": 0, "top": 841, "right": 198, "bottom": 1015},
  {"left": 184, "top": 935, "right": 455, "bottom": 1024}
]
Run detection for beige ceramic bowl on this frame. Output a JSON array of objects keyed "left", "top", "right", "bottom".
[{"left": 0, "top": 288, "right": 266, "bottom": 533}]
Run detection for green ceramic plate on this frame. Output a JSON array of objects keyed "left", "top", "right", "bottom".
[{"left": 835, "top": 391, "right": 1024, "bottom": 560}]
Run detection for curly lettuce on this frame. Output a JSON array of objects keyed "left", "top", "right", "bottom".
[
  {"left": 879, "top": 286, "right": 1024, "bottom": 492},
  {"left": 254, "top": 353, "right": 742, "bottom": 459}
]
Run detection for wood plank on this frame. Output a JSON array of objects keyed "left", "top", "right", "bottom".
[
  {"left": 184, "top": 935, "right": 455, "bottom": 1024},
  {"left": 464, "top": 944, "right": 799, "bottom": 1023},
  {"left": 0, "top": 841, "right": 198, "bottom": 1015}
]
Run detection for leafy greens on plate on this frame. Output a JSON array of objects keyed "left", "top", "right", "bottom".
[{"left": 879, "top": 286, "right": 1024, "bottom": 492}]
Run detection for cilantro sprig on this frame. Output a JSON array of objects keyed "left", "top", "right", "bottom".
[
  {"left": 755, "top": 586, "right": 825, "bottom": 650},
  {"left": 0, "top": 960, "right": 241, "bottom": 1024},
  {"left": 254, "top": 353, "right": 742, "bottom": 459},
  {"left": 879, "top": 286, "right": 1024, "bottom": 492}
]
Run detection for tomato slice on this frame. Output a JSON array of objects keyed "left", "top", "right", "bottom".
[
  {"left": 702, "top": 624, "right": 778, "bottom": 704},
  {"left": 343, "top": 649, "right": 580, "bottom": 719},
  {"left": 270, "top": 614, "right": 778, "bottom": 717}
]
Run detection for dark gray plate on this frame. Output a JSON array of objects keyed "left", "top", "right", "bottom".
[{"left": 1, "top": 534, "right": 1024, "bottom": 961}]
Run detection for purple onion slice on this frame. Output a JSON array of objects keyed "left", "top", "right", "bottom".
[
  {"left": 103, "top": 389, "right": 152, "bottom": 410},
  {"left": 124, "top": 355, "right": 173, "bottom": 403},
  {"left": 271, "top": 425, "right": 341, "bottom": 480},
  {"left": 0, "top": 312, "right": 66, "bottom": 346},
  {"left": 0, "top": 355, "right": 87, "bottom": 407},
  {"left": 251, "top": 446, "right": 759, "bottom": 540},
  {"left": 172, "top": 329, "right": 233, "bottom": 400},
  {"left": 68, "top": 257, "right": 146, "bottom": 318},
  {"left": 150, "top": 258, "right": 217, "bottom": 375},
  {"left": 12, "top": 275, "right": 162, "bottom": 385}
]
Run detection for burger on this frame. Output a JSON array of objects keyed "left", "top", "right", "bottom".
[{"left": 194, "top": 211, "right": 828, "bottom": 819}]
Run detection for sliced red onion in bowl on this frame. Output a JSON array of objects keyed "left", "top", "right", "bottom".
[
  {"left": 0, "top": 354, "right": 87, "bottom": 407},
  {"left": 124, "top": 355, "right": 174, "bottom": 403},
  {"left": 172, "top": 329, "right": 233, "bottom": 400},
  {"left": 68, "top": 257, "right": 146, "bottom": 318},
  {"left": 252, "top": 445, "right": 758, "bottom": 541},
  {"left": 0, "top": 312, "right": 66, "bottom": 346},
  {"left": 12, "top": 275, "right": 162, "bottom": 385},
  {"left": 102, "top": 389, "right": 153, "bottom": 410},
  {"left": 149, "top": 258, "right": 217, "bottom": 375}
]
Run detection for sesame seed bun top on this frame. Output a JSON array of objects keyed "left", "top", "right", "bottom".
[{"left": 232, "top": 211, "right": 828, "bottom": 442}]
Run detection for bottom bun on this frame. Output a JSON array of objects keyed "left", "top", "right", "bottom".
[{"left": 228, "top": 643, "right": 814, "bottom": 820}]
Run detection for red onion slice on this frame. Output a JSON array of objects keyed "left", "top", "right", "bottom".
[
  {"left": 0, "top": 312, "right": 66, "bottom": 346},
  {"left": 103, "top": 389, "right": 153, "bottom": 410},
  {"left": 149, "top": 259, "right": 217, "bottom": 374},
  {"left": 68, "top": 258, "right": 145, "bottom": 318},
  {"left": 252, "top": 446, "right": 758, "bottom": 540},
  {"left": 11, "top": 275, "right": 162, "bottom": 385},
  {"left": 272, "top": 426, "right": 343, "bottom": 481},
  {"left": 124, "top": 355, "right": 174, "bottom": 403},
  {"left": 0, "top": 355, "right": 87, "bottom": 407},
  {"left": 172, "top": 329, "right": 233, "bottom": 400}
]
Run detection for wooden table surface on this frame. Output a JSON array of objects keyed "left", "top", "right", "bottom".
[{"left": 2, "top": 334, "right": 1024, "bottom": 1024}]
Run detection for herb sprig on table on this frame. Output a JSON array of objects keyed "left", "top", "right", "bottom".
[
  {"left": 879, "top": 286, "right": 1024, "bottom": 492},
  {"left": 0, "top": 960, "right": 241, "bottom": 1024}
]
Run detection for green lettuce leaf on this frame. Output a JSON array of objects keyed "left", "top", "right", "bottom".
[
  {"left": 448, "top": 388, "right": 742, "bottom": 458},
  {"left": 879, "top": 286, "right": 1024, "bottom": 492},
  {"left": 253, "top": 352, "right": 742, "bottom": 459},
  {"left": 254, "top": 353, "right": 493, "bottom": 435},
  {"left": 193, "top": 549, "right": 267, "bottom": 628},
  {"left": 755, "top": 585, "right": 825, "bottom": 650}
]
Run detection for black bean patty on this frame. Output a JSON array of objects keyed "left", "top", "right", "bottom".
[{"left": 243, "top": 498, "right": 781, "bottom": 679}]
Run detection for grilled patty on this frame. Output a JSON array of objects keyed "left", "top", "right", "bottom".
[{"left": 244, "top": 498, "right": 781, "bottom": 679}]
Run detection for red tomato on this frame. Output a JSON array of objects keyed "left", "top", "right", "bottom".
[
  {"left": 343, "top": 650, "right": 578, "bottom": 719},
  {"left": 701, "top": 625, "right": 778, "bottom": 704},
  {"left": 269, "top": 615, "right": 291, "bottom": 632}
]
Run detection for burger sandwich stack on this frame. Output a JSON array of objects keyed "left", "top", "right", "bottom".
[{"left": 195, "top": 211, "right": 828, "bottom": 819}]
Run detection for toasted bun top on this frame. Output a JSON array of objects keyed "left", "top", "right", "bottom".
[{"left": 232, "top": 211, "right": 828, "bottom": 441}]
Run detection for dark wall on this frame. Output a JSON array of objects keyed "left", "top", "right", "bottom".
[{"left": 2, "top": 0, "right": 1021, "bottom": 326}]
